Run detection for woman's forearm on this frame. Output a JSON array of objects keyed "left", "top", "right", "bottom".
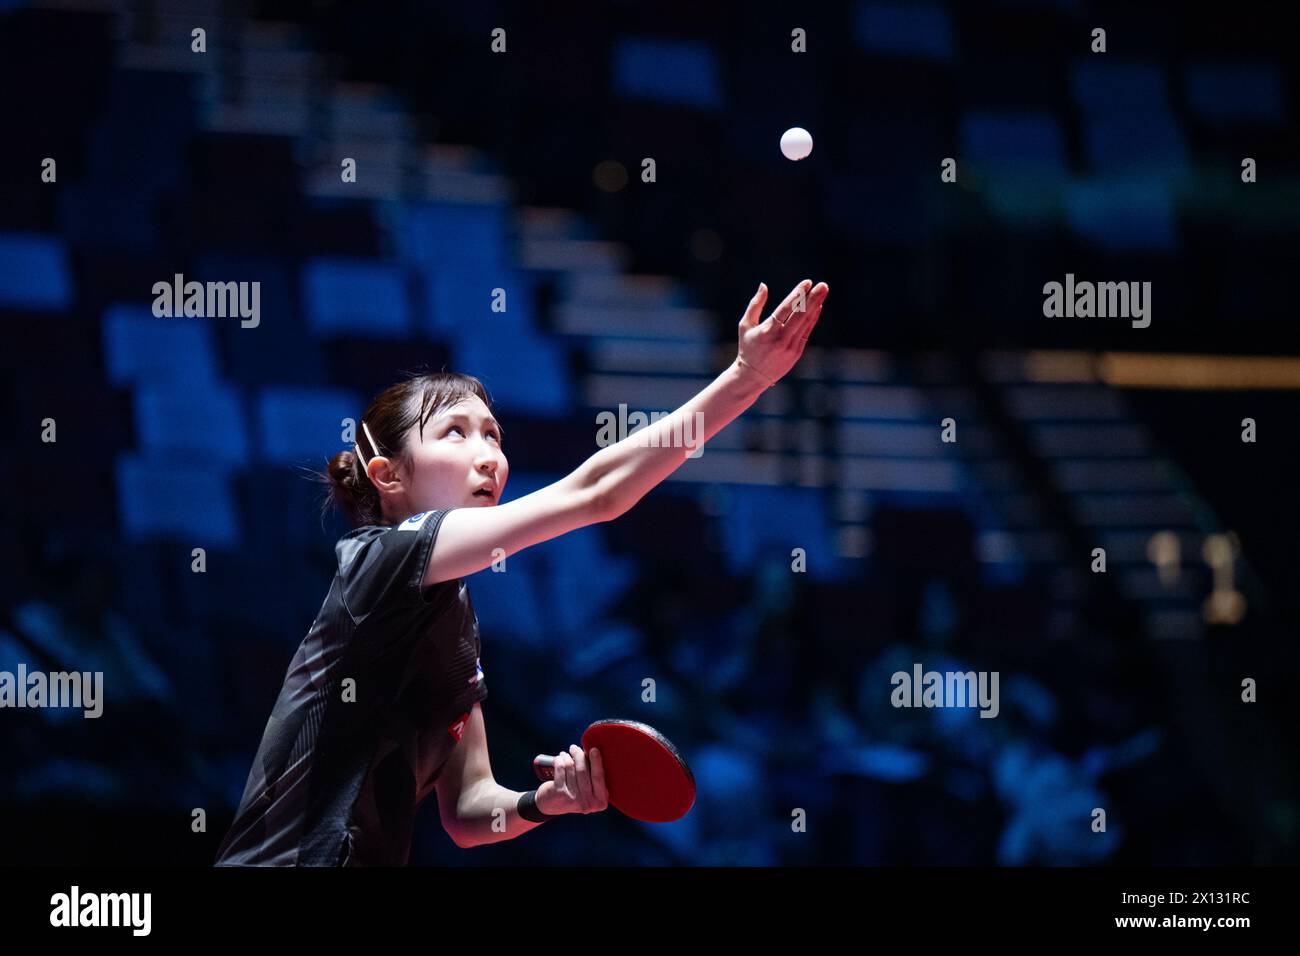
[
  {"left": 452, "top": 780, "right": 546, "bottom": 848},
  {"left": 584, "top": 358, "right": 770, "bottom": 521}
]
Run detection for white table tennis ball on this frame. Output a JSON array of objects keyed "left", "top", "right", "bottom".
[{"left": 780, "top": 127, "right": 813, "bottom": 161}]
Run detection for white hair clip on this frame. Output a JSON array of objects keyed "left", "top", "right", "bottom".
[{"left": 354, "top": 419, "right": 381, "bottom": 469}]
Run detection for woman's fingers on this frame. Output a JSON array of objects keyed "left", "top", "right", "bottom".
[
  {"left": 740, "top": 282, "right": 768, "bottom": 330},
  {"left": 788, "top": 282, "right": 828, "bottom": 342},
  {"left": 766, "top": 280, "right": 813, "bottom": 330},
  {"left": 543, "top": 747, "right": 610, "bottom": 815},
  {"left": 554, "top": 751, "right": 572, "bottom": 797},
  {"left": 570, "top": 744, "right": 594, "bottom": 809},
  {"left": 589, "top": 747, "right": 609, "bottom": 809}
]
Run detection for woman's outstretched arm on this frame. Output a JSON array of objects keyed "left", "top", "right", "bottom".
[
  {"left": 424, "top": 279, "right": 827, "bottom": 585},
  {"left": 589, "top": 278, "right": 829, "bottom": 521}
]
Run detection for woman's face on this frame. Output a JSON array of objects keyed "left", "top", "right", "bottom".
[{"left": 396, "top": 395, "right": 508, "bottom": 514}]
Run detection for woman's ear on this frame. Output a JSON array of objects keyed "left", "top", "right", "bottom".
[{"left": 365, "top": 456, "right": 404, "bottom": 498}]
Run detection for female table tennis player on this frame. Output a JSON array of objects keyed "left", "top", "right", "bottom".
[{"left": 213, "top": 279, "right": 828, "bottom": 865}]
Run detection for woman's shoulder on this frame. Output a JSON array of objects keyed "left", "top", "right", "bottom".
[
  {"left": 338, "top": 522, "right": 388, "bottom": 543},
  {"left": 337, "top": 511, "right": 451, "bottom": 543},
  {"left": 330, "top": 513, "right": 461, "bottom": 616}
]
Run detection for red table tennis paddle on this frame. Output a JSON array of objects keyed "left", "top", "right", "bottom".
[{"left": 533, "top": 718, "right": 695, "bottom": 823}]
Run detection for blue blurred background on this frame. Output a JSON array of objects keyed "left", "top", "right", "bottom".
[{"left": 1, "top": 0, "right": 1297, "bottom": 865}]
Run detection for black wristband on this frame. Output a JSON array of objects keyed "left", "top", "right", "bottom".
[{"left": 517, "top": 789, "right": 552, "bottom": 823}]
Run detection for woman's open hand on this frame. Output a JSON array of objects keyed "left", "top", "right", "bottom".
[{"left": 734, "top": 279, "right": 829, "bottom": 389}]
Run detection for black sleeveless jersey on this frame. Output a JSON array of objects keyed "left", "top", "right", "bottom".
[{"left": 214, "top": 509, "right": 488, "bottom": 866}]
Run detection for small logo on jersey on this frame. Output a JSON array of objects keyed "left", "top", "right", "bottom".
[
  {"left": 448, "top": 710, "right": 471, "bottom": 741},
  {"left": 398, "top": 511, "right": 430, "bottom": 531},
  {"left": 468, "top": 657, "right": 484, "bottom": 685}
]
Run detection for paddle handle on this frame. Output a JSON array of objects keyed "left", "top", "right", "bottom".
[{"left": 533, "top": 754, "right": 557, "bottom": 782}]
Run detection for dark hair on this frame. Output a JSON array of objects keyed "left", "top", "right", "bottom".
[{"left": 324, "top": 370, "right": 495, "bottom": 527}]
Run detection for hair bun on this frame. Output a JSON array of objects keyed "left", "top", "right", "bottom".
[{"left": 328, "top": 450, "right": 358, "bottom": 486}]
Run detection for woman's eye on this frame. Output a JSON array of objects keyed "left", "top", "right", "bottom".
[{"left": 447, "top": 425, "right": 464, "bottom": 436}]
